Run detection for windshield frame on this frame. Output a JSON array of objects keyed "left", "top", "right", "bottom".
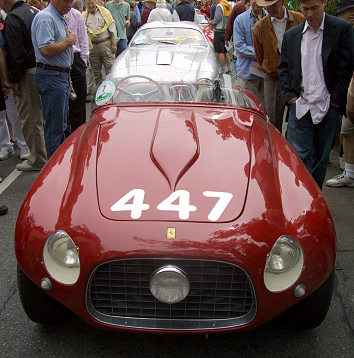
[
  {"left": 131, "top": 25, "right": 209, "bottom": 48},
  {"left": 93, "top": 75, "right": 261, "bottom": 111}
]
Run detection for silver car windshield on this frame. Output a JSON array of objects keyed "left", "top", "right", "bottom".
[
  {"left": 95, "top": 75, "right": 258, "bottom": 109},
  {"left": 196, "top": 14, "right": 208, "bottom": 24},
  {"left": 131, "top": 27, "right": 208, "bottom": 47}
]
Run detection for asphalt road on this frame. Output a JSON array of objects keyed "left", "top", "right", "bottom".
[{"left": 0, "top": 138, "right": 353, "bottom": 358}]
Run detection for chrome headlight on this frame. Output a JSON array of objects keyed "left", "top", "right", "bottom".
[
  {"left": 265, "top": 236, "right": 300, "bottom": 273},
  {"left": 264, "top": 236, "right": 303, "bottom": 292},
  {"left": 43, "top": 230, "right": 80, "bottom": 285},
  {"left": 150, "top": 266, "right": 190, "bottom": 304}
]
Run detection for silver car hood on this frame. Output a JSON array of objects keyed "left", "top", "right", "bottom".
[{"left": 109, "top": 45, "right": 218, "bottom": 82}]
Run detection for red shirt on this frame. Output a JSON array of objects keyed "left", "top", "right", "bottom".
[
  {"left": 225, "top": 0, "right": 246, "bottom": 42},
  {"left": 140, "top": 7, "right": 152, "bottom": 26}
]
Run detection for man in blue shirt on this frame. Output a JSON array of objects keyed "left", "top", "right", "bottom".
[
  {"left": 210, "top": 0, "right": 216, "bottom": 20},
  {"left": 233, "top": 0, "right": 265, "bottom": 102},
  {"left": 31, "top": 0, "right": 76, "bottom": 158}
]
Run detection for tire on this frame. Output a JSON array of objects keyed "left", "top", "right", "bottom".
[
  {"left": 17, "top": 266, "right": 72, "bottom": 325},
  {"left": 285, "top": 269, "right": 335, "bottom": 329}
]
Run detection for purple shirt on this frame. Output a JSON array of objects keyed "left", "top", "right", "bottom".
[
  {"left": 66, "top": 8, "right": 89, "bottom": 64},
  {"left": 296, "top": 14, "right": 330, "bottom": 124}
]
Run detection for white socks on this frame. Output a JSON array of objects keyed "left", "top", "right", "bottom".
[{"left": 344, "top": 162, "right": 354, "bottom": 178}]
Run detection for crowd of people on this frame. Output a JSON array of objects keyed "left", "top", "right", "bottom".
[{"left": 0, "top": 0, "right": 353, "bottom": 216}]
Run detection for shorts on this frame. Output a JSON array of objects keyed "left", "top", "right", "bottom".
[
  {"left": 214, "top": 31, "right": 227, "bottom": 53},
  {"left": 340, "top": 116, "right": 354, "bottom": 135}
]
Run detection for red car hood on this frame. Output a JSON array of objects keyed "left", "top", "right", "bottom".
[{"left": 96, "top": 104, "right": 252, "bottom": 222}]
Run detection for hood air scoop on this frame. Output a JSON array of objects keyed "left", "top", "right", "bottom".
[
  {"left": 150, "top": 109, "right": 199, "bottom": 190},
  {"left": 156, "top": 51, "right": 173, "bottom": 66}
]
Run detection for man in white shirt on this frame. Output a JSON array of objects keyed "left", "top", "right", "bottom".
[
  {"left": 278, "top": 0, "right": 354, "bottom": 189},
  {"left": 148, "top": 0, "right": 172, "bottom": 21}
]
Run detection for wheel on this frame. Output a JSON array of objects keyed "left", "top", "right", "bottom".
[
  {"left": 17, "top": 266, "right": 72, "bottom": 324},
  {"left": 285, "top": 269, "right": 335, "bottom": 329},
  {"left": 114, "top": 74, "right": 166, "bottom": 102}
]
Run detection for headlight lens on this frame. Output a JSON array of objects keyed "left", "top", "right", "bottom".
[
  {"left": 43, "top": 230, "right": 80, "bottom": 285},
  {"left": 265, "top": 236, "right": 300, "bottom": 273},
  {"left": 150, "top": 266, "right": 190, "bottom": 304},
  {"left": 264, "top": 236, "right": 303, "bottom": 292},
  {"left": 47, "top": 231, "right": 80, "bottom": 267}
]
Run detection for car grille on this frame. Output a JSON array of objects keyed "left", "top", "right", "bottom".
[{"left": 86, "top": 258, "right": 256, "bottom": 330}]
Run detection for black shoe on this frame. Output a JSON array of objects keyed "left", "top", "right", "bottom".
[{"left": 0, "top": 204, "right": 8, "bottom": 215}]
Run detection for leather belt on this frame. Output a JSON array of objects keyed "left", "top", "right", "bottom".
[
  {"left": 91, "top": 37, "right": 111, "bottom": 45},
  {"left": 36, "top": 62, "right": 71, "bottom": 73}
]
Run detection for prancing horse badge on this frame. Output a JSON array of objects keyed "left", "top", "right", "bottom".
[{"left": 167, "top": 228, "right": 176, "bottom": 239}]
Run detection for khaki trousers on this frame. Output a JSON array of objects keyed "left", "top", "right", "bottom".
[
  {"left": 14, "top": 67, "right": 47, "bottom": 166},
  {"left": 236, "top": 77, "right": 265, "bottom": 107},
  {"left": 264, "top": 74, "right": 285, "bottom": 133},
  {"left": 89, "top": 41, "right": 115, "bottom": 86}
]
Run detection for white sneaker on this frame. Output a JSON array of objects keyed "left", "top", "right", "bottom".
[
  {"left": 16, "top": 160, "right": 43, "bottom": 172},
  {"left": 326, "top": 171, "right": 354, "bottom": 187},
  {"left": 20, "top": 147, "right": 30, "bottom": 160},
  {"left": 0, "top": 147, "right": 15, "bottom": 161}
]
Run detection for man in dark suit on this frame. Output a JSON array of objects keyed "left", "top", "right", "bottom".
[{"left": 278, "top": 0, "right": 354, "bottom": 189}]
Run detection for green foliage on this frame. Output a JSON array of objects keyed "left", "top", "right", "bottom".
[{"left": 285, "top": 0, "right": 339, "bottom": 15}]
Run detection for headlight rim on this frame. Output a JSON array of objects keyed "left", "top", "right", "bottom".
[
  {"left": 43, "top": 230, "right": 80, "bottom": 285},
  {"left": 264, "top": 235, "right": 304, "bottom": 293}
]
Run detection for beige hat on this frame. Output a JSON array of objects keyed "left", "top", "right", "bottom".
[
  {"left": 143, "top": 0, "right": 156, "bottom": 3},
  {"left": 156, "top": 0, "right": 167, "bottom": 7},
  {"left": 256, "top": 0, "right": 280, "bottom": 7}
]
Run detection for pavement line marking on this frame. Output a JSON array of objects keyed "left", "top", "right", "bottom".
[{"left": 0, "top": 169, "right": 22, "bottom": 195}]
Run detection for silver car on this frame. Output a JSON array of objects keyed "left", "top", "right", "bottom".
[{"left": 109, "top": 21, "right": 218, "bottom": 82}]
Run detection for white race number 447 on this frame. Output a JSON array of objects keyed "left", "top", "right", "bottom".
[{"left": 110, "top": 189, "right": 233, "bottom": 221}]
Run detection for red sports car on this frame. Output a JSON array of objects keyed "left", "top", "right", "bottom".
[{"left": 15, "top": 76, "right": 336, "bottom": 333}]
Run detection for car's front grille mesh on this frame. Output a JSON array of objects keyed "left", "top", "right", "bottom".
[{"left": 86, "top": 259, "right": 256, "bottom": 330}]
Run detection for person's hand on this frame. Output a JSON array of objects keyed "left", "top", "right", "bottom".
[
  {"left": 111, "top": 43, "right": 117, "bottom": 54},
  {"left": 125, "top": 19, "right": 130, "bottom": 28},
  {"left": 11, "top": 82, "right": 22, "bottom": 98},
  {"left": 65, "top": 28, "right": 76, "bottom": 46},
  {"left": 69, "top": 82, "right": 77, "bottom": 101},
  {"left": 288, "top": 98, "right": 297, "bottom": 105},
  {"left": 1, "top": 79, "right": 11, "bottom": 95}
]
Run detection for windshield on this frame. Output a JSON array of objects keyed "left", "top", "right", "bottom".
[
  {"left": 94, "top": 75, "right": 259, "bottom": 109},
  {"left": 131, "top": 27, "right": 208, "bottom": 47},
  {"left": 196, "top": 14, "right": 208, "bottom": 24}
]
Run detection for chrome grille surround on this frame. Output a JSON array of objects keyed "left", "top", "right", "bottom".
[{"left": 86, "top": 258, "right": 257, "bottom": 330}]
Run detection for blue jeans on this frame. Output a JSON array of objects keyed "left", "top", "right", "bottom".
[
  {"left": 35, "top": 68, "right": 69, "bottom": 158},
  {"left": 287, "top": 103, "right": 340, "bottom": 189},
  {"left": 115, "top": 39, "right": 128, "bottom": 57}
]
